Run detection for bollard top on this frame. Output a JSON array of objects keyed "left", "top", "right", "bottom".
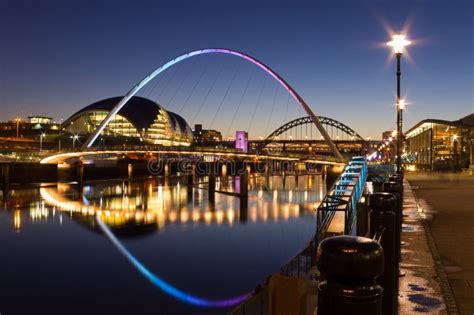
[
  {"left": 317, "top": 235, "right": 384, "bottom": 282},
  {"left": 389, "top": 174, "right": 402, "bottom": 183},
  {"left": 369, "top": 192, "right": 396, "bottom": 211},
  {"left": 383, "top": 181, "right": 402, "bottom": 194}
]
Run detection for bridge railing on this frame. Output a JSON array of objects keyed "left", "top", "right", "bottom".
[{"left": 230, "top": 157, "right": 368, "bottom": 315}]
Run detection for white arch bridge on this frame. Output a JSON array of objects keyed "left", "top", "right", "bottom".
[{"left": 40, "top": 48, "right": 366, "bottom": 165}]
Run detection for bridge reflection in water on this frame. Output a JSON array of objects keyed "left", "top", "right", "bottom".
[
  {"left": 37, "top": 174, "right": 326, "bottom": 235},
  {"left": 2, "top": 174, "right": 334, "bottom": 313}
]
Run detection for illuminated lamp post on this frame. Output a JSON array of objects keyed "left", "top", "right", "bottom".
[
  {"left": 15, "top": 117, "right": 21, "bottom": 139},
  {"left": 71, "top": 134, "right": 79, "bottom": 149},
  {"left": 452, "top": 134, "right": 458, "bottom": 172},
  {"left": 387, "top": 34, "right": 411, "bottom": 174}
]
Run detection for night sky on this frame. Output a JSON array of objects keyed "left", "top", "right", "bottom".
[{"left": 0, "top": 0, "right": 472, "bottom": 139}]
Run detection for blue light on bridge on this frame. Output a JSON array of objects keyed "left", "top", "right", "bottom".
[{"left": 95, "top": 216, "right": 250, "bottom": 308}]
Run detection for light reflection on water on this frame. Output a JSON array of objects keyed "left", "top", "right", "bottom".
[
  {"left": 0, "top": 174, "right": 325, "bottom": 315},
  {"left": 33, "top": 175, "right": 325, "bottom": 233}
]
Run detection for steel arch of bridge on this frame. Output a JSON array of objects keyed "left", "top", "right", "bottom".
[
  {"left": 265, "top": 116, "right": 365, "bottom": 142},
  {"left": 82, "top": 48, "right": 344, "bottom": 161}
]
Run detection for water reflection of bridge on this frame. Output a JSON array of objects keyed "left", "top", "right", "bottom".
[{"left": 35, "top": 175, "right": 325, "bottom": 235}]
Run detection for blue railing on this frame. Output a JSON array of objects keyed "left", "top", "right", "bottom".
[
  {"left": 316, "top": 156, "right": 367, "bottom": 238},
  {"left": 230, "top": 157, "right": 368, "bottom": 315}
]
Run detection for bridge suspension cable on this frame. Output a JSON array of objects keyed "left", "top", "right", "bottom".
[
  {"left": 191, "top": 63, "right": 224, "bottom": 126},
  {"left": 82, "top": 48, "right": 344, "bottom": 161},
  {"left": 177, "top": 60, "right": 210, "bottom": 114},
  {"left": 209, "top": 67, "right": 238, "bottom": 130},
  {"left": 225, "top": 68, "right": 255, "bottom": 137}
]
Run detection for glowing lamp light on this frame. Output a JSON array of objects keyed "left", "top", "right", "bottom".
[
  {"left": 398, "top": 99, "right": 407, "bottom": 110},
  {"left": 387, "top": 34, "right": 411, "bottom": 54}
]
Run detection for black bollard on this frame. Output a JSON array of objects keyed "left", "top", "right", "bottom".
[
  {"left": 372, "top": 181, "right": 384, "bottom": 193},
  {"left": 317, "top": 235, "right": 384, "bottom": 315},
  {"left": 383, "top": 181, "right": 403, "bottom": 262},
  {"left": 388, "top": 175, "right": 404, "bottom": 207},
  {"left": 369, "top": 192, "right": 398, "bottom": 315}
]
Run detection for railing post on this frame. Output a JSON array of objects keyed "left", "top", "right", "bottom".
[
  {"left": 369, "top": 192, "right": 398, "bottom": 315},
  {"left": 317, "top": 235, "right": 384, "bottom": 315}
]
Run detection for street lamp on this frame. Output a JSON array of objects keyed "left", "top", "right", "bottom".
[
  {"left": 71, "top": 134, "right": 79, "bottom": 149},
  {"left": 387, "top": 34, "right": 411, "bottom": 174},
  {"left": 15, "top": 117, "right": 21, "bottom": 139},
  {"left": 452, "top": 134, "right": 458, "bottom": 172}
]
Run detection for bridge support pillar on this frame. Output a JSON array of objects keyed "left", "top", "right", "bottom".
[
  {"left": 2, "top": 163, "right": 9, "bottom": 201},
  {"left": 186, "top": 163, "right": 194, "bottom": 186},
  {"left": 239, "top": 196, "right": 248, "bottom": 223},
  {"left": 186, "top": 163, "right": 194, "bottom": 202},
  {"left": 127, "top": 163, "right": 133, "bottom": 179},
  {"left": 239, "top": 165, "right": 248, "bottom": 197},
  {"left": 208, "top": 164, "right": 215, "bottom": 201},
  {"left": 76, "top": 163, "right": 84, "bottom": 190}
]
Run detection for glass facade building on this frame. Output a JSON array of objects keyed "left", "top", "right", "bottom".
[
  {"left": 62, "top": 96, "right": 193, "bottom": 147},
  {"left": 405, "top": 114, "right": 474, "bottom": 170}
]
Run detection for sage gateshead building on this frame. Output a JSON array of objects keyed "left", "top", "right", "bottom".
[{"left": 62, "top": 96, "right": 193, "bottom": 146}]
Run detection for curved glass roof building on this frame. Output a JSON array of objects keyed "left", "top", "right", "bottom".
[{"left": 62, "top": 96, "right": 193, "bottom": 146}]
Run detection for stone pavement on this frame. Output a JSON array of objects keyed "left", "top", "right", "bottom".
[
  {"left": 406, "top": 172, "right": 474, "bottom": 315},
  {"left": 399, "top": 180, "right": 447, "bottom": 314}
]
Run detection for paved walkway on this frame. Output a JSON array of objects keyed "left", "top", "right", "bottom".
[{"left": 406, "top": 172, "right": 474, "bottom": 315}]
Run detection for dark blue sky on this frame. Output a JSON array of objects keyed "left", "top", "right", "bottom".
[{"left": 0, "top": 0, "right": 472, "bottom": 139}]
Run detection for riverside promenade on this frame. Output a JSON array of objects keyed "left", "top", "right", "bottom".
[{"left": 406, "top": 172, "right": 474, "bottom": 315}]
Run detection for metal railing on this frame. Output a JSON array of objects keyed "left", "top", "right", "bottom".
[
  {"left": 316, "top": 156, "right": 367, "bottom": 238},
  {"left": 230, "top": 157, "right": 368, "bottom": 314}
]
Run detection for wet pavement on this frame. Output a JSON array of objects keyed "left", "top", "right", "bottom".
[
  {"left": 399, "top": 181, "right": 448, "bottom": 314},
  {"left": 406, "top": 172, "right": 474, "bottom": 315}
]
